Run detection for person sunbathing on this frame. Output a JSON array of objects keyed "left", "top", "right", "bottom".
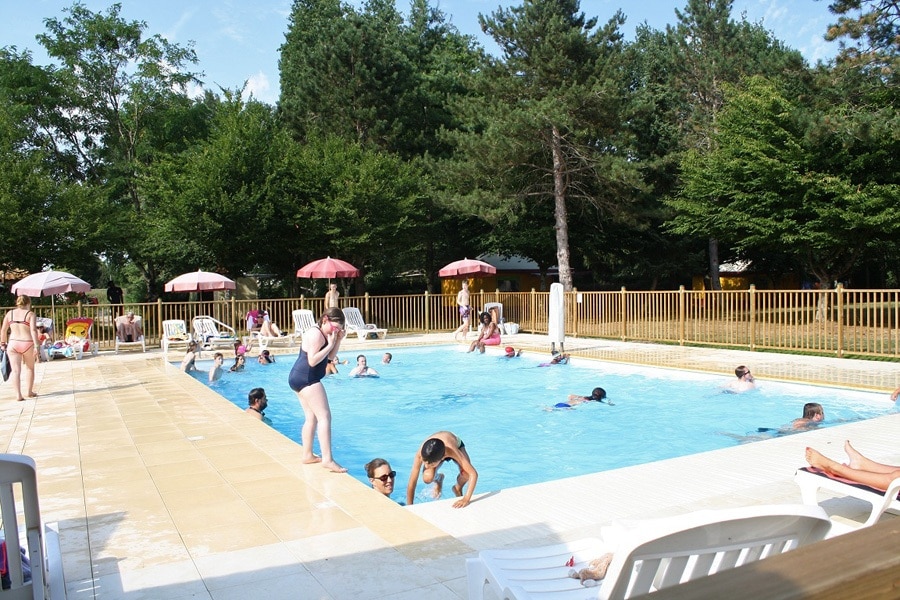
[{"left": 805, "top": 441, "right": 900, "bottom": 491}]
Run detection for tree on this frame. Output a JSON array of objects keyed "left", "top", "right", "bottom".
[
  {"left": 825, "top": 0, "right": 900, "bottom": 75},
  {"left": 31, "top": 3, "right": 201, "bottom": 296},
  {"left": 444, "top": 0, "right": 639, "bottom": 291},
  {"left": 672, "top": 75, "right": 900, "bottom": 285}
]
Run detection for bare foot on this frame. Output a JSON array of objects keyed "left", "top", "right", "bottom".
[
  {"left": 432, "top": 473, "right": 444, "bottom": 499},
  {"left": 322, "top": 461, "right": 347, "bottom": 473},
  {"left": 301, "top": 455, "right": 322, "bottom": 464},
  {"left": 28, "top": 392, "right": 37, "bottom": 398},
  {"left": 805, "top": 447, "right": 838, "bottom": 473},
  {"left": 452, "top": 482, "right": 463, "bottom": 497},
  {"left": 16, "top": 397, "right": 25, "bottom": 402},
  {"left": 844, "top": 440, "right": 864, "bottom": 469}
]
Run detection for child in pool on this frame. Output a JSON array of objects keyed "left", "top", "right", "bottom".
[
  {"left": 406, "top": 431, "right": 478, "bottom": 508},
  {"left": 554, "top": 387, "right": 612, "bottom": 408}
]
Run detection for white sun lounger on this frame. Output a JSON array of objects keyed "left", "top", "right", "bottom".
[
  {"left": 292, "top": 309, "right": 317, "bottom": 335},
  {"left": 795, "top": 466, "right": 900, "bottom": 527},
  {"left": 342, "top": 307, "right": 387, "bottom": 340},
  {"left": 466, "top": 504, "right": 831, "bottom": 600},
  {"left": 192, "top": 316, "right": 238, "bottom": 349}
]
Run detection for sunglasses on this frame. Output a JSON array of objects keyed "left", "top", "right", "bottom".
[{"left": 372, "top": 471, "right": 396, "bottom": 483}]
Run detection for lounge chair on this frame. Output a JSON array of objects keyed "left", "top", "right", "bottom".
[
  {"left": 466, "top": 504, "right": 831, "bottom": 600},
  {"left": 293, "top": 309, "right": 317, "bottom": 335},
  {"left": 483, "top": 302, "right": 503, "bottom": 328},
  {"left": 161, "top": 320, "right": 192, "bottom": 355},
  {"left": 795, "top": 466, "right": 900, "bottom": 527},
  {"left": 114, "top": 314, "right": 145, "bottom": 354},
  {"left": 245, "top": 316, "right": 299, "bottom": 351},
  {"left": 0, "top": 453, "right": 66, "bottom": 600},
  {"left": 191, "top": 316, "right": 238, "bottom": 350},
  {"left": 47, "top": 317, "right": 94, "bottom": 360},
  {"left": 342, "top": 307, "right": 387, "bottom": 340}
]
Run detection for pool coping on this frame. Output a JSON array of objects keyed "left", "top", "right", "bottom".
[{"left": 3, "top": 333, "right": 898, "bottom": 599}]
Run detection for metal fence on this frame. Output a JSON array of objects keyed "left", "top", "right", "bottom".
[{"left": 14, "top": 285, "right": 900, "bottom": 359}]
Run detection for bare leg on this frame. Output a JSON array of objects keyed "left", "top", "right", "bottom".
[
  {"left": 8, "top": 350, "right": 24, "bottom": 401},
  {"left": 22, "top": 350, "right": 36, "bottom": 397},
  {"left": 453, "top": 469, "right": 469, "bottom": 497},
  {"left": 844, "top": 441, "right": 896, "bottom": 473},
  {"left": 806, "top": 446, "right": 900, "bottom": 491},
  {"left": 299, "top": 383, "right": 346, "bottom": 473},
  {"left": 296, "top": 390, "right": 322, "bottom": 464}
]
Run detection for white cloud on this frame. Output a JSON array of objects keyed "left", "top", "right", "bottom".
[{"left": 244, "top": 71, "right": 276, "bottom": 104}]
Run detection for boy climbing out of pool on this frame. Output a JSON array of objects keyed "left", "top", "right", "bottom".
[{"left": 406, "top": 431, "right": 478, "bottom": 508}]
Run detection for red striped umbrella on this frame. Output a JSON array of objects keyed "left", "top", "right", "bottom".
[
  {"left": 438, "top": 258, "right": 496, "bottom": 278},
  {"left": 296, "top": 257, "right": 360, "bottom": 279}
]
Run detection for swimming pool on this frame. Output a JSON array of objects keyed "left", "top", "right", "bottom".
[{"left": 186, "top": 346, "right": 893, "bottom": 503}]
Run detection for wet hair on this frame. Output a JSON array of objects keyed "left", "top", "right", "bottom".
[
  {"left": 248, "top": 387, "right": 266, "bottom": 406},
  {"left": 735, "top": 365, "right": 750, "bottom": 378},
  {"left": 15, "top": 296, "right": 30, "bottom": 309},
  {"left": 421, "top": 438, "right": 446, "bottom": 463},
  {"left": 591, "top": 387, "right": 607, "bottom": 401},
  {"left": 364, "top": 457, "right": 390, "bottom": 478},
  {"left": 802, "top": 402, "right": 824, "bottom": 419},
  {"left": 356, "top": 354, "right": 366, "bottom": 361},
  {"left": 213, "top": 352, "right": 223, "bottom": 360},
  {"left": 480, "top": 311, "right": 491, "bottom": 322},
  {"left": 321, "top": 306, "right": 345, "bottom": 325}
]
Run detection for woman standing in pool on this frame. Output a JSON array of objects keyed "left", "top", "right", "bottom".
[{"left": 289, "top": 307, "right": 347, "bottom": 473}]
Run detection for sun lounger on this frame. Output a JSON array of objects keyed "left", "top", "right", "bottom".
[
  {"left": 0, "top": 453, "right": 66, "bottom": 600},
  {"left": 114, "top": 314, "right": 145, "bottom": 353},
  {"left": 162, "top": 319, "right": 192, "bottom": 355},
  {"left": 795, "top": 466, "right": 900, "bottom": 527},
  {"left": 47, "top": 317, "right": 94, "bottom": 360},
  {"left": 191, "top": 316, "right": 238, "bottom": 350},
  {"left": 466, "top": 504, "right": 831, "bottom": 600},
  {"left": 342, "top": 307, "right": 387, "bottom": 340}
]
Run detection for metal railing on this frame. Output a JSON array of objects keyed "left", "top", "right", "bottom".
[{"left": 13, "top": 285, "right": 900, "bottom": 359}]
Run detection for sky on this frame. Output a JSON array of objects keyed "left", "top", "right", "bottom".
[{"left": 1, "top": 0, "right": 842, "bottom": 105}]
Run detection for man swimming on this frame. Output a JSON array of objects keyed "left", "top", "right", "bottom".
[
  {"left": 406, "top": 431, "right": 478, "bottom": 508},
  {"left": 554, "top": 387, "right": 612, "bottom": 408}
]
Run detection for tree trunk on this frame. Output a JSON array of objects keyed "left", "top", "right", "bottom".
[
  {"left": 708, "top": 237, "right": 722, "bottom": 291},
  {"left": 551, "top": 126, "right": 573, "bottom": 291}
]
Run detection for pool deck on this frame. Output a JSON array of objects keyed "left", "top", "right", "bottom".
[{"left": 2, "top": 333, "right": 898, "bottom": 599}]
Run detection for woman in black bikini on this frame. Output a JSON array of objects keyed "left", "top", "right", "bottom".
[
  {"left": 0, "top": 296, "right": 41, "bottom": 401},
  {"left": 288, "top": 307, "right": 347, "bottom": 472}
]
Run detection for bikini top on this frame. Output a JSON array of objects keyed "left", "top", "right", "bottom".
[{"left": 9, "top": 310, "right": 32, "bottom": 324}]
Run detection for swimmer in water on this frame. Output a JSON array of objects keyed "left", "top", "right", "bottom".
[{"left": 553, "top": 387, "right": 612, "bottom": 408}]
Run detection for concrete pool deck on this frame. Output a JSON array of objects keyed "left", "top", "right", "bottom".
[{"left": 2, "top": 333, "right": 898, "bottom": 599}]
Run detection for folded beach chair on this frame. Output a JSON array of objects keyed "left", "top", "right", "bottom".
[
  {"left": 191, "top": 316, "right": 238, "bottom": 350},
  {"left": 466, "top": 504, "right": 831, "bottom": 600},
  {"left": 48, "top": 317, "right": 93, "bottom": 360},
  {"left": 114, "top": 315, "right": 145, "bottom": 354},
  {"left": 795, "top": 466, "right": 900, "bottom": 527},
  {"left": 0, "top": 453, "right": 66, "bottom": 600},
  {"left": 161, "top": 320, "right": 191, "bottom": 355},
  {"left": 342, "top": 307, "right": 387, "bottom": 340}
]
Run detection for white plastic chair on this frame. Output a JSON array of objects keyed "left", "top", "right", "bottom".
[
  {"left": 341, "top": 307, "right": 387, "bottom": 340},
  {"left": 795, "top": 466, "right": 900, "bottom": 527},
  {"left": 0, "top": 453, "right": 66, "bottom": 600},
  {"left": 466, "top": 504, "right": 831, "bottom": 600},
  {"left": 292, "top": 309, "right": 317, "bottom": 335},
  {"left": 191, "top": 316, "right": 238, "bottom": 349},
  {"left": 161, "top": 320, "right": 191, "bottom": 355},
  {"left": 114, "top": 315, "right": 145, "bottom": 354}
]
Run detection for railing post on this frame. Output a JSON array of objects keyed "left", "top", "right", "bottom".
[
  {"left": 530, "top": 288, "right": 536, "bottom": 334},
  {"left": 157, "top": 298, "right": 163, "bottom": 348},
  {"left": 836, "top": 284, "right": 844, "bottom": 358},
  {"left": 620, "top": 287, "right": 627, "bottom": 341},
  {"left": 678, "top": 285, "right": 685, "bottom": 346},
  {"left": 230, "top": 296, "right": 236, "bottom": 332},
  {"left": 749, "top": 285, "right": 756, "bottom": 350},
  {"left": 424, "top": 291, "right": 430, "bottom": 333},
  {"left": 364, "top": 292, "right": 370, "bottom": 322},
  {"left": 572, "top": 287, "right": 578, "bottom": 338}
]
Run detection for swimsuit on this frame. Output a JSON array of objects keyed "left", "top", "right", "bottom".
[
  {"left": 459, "top": 306, "right": 470, "bottom": 319},
  {"left": 6, "top": 310, "right": 35, "bottom": 354},
  {"left": 554, "top": 402, "right": 572, "bottom": 408},
  {"left": 483, "top": 332, "right": 501, "bottom": 346},
  {"left": 288, "top": 329, "right": 328, "bottom": 391}
]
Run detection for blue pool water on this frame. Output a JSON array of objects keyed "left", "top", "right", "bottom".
[{"left": 186, "top": 346, "right": 893, "bottom": 502}]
